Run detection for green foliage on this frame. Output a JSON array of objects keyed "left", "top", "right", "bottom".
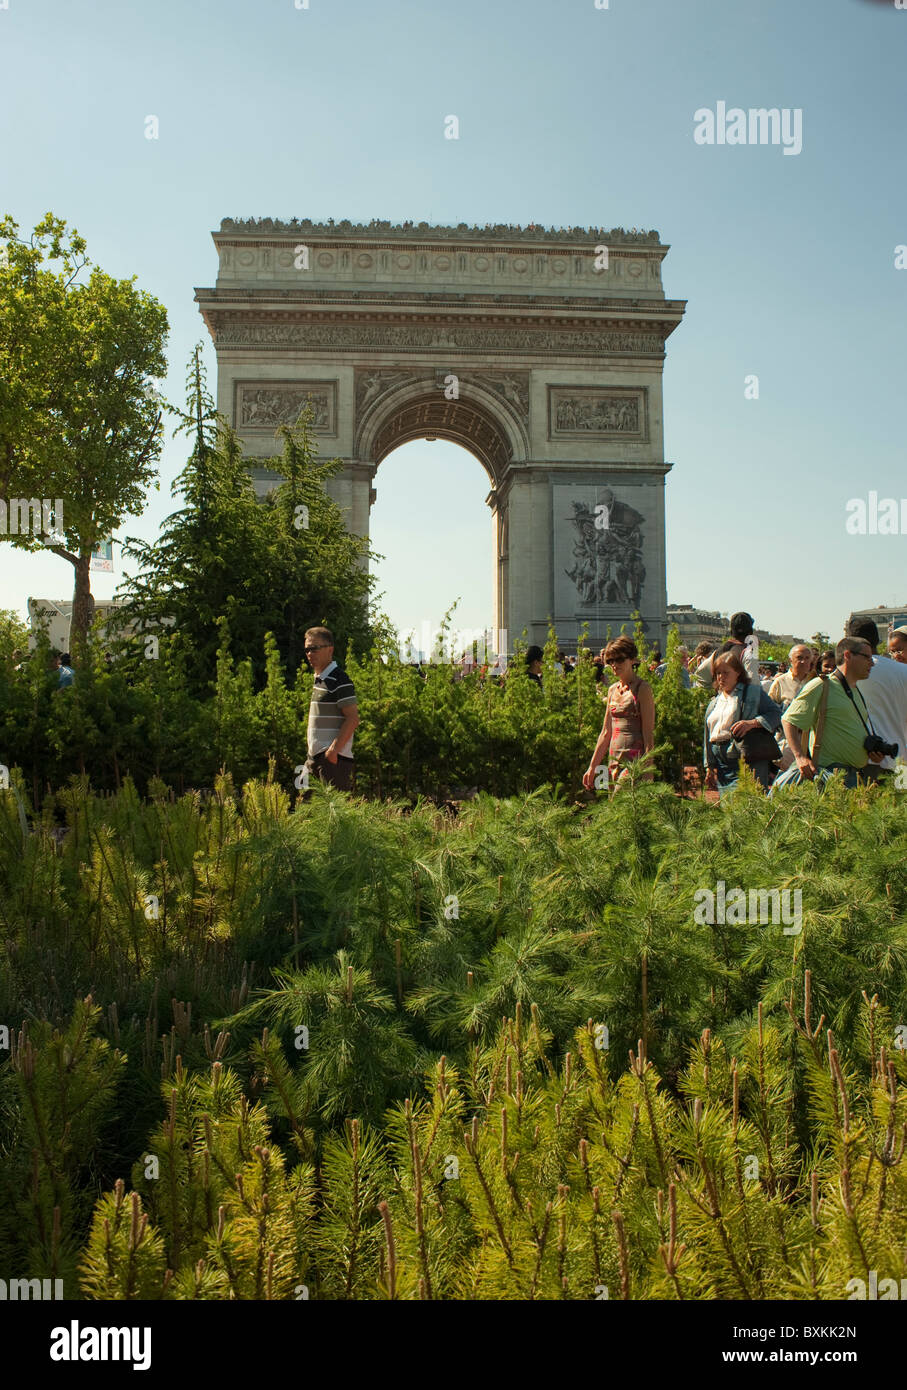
[
  {"left": 230, "top": 952, "right": 422, "bottom": 1124},
  {"left": 2, "top": 778, "right": 907, "bottom": 1298},
  {"left": 117, "top": 352, "right": 374, "bottom": 698},
  {"left": 0, "top": 609, "right": 29, "bottom": 665},
  {"left": 74, "top": 1002, "right": 907, "bottom": 1300},
  {"left": 653, "top": 626, "right": 710, "bottom": 785},
  {"left": 0, "top": 211, "right": 169, "bottom": 658},
  {"left": 79, "top": 1061, "right": 316, "bottom": 1300},
  {"left": 0, "top": 997, "right": 125, "bottom": 1291},
  {"left": 0, "top": 212, "right": 89, "bottom": 498}
]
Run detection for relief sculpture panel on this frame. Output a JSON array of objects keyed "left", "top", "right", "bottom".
[
  {"left": 549, "top": 387, "right": 648, "bottom": 442},
  {"left": 554, "top": 485, "right": 649, "bottom": 615},
  {"left": 235, "top": 381, "right": 337, "bottom": 432}
]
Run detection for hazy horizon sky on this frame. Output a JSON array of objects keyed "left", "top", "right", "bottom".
[{"left": 2, "top": 0, "right": 906, "bottom": 646}]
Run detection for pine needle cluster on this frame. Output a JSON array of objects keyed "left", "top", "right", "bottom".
[
  {"left": 69, "top": 993, "right": 907, "bottom": 1299},
  {"left": 1, "top": 776, "right": 906, "bottom": 1297}
]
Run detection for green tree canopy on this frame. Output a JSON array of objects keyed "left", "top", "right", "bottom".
[
  {"left": 117, "top": 348, "right": 375, "bottom": 696},
  {"left": 0, "top": 212, "right": 168, "bottom": 658},
  {"left": 0, "top": 608, "right": 29, "bottom": 667}
]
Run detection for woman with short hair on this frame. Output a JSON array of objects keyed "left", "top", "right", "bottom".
[
  {"left": 583, "top": 637, "right": 655, "bottom": 789},
  {"left": 703, "top": 651, "right": 782, "bottom": 796}
]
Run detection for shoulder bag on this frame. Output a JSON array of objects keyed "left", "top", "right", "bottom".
[{"left": 736, "top": 681, "right": 782, "bottom": 764}]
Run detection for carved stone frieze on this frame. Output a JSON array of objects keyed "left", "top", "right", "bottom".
[{"left": 216, "top": 321, "right": 663, "bottom": 356}]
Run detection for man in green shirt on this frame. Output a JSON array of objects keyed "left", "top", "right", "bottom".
[{"left": 782, "top": 636, "right": 885, "bottom": 787}]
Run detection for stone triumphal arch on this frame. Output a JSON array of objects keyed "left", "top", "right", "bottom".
[{"left": 196, "top": 219, "right": 685, "bottom": 651}]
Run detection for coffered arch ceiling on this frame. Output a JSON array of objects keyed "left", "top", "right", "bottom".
[{"left": 357, "top": 378, "right": 528, "bottom": 487}]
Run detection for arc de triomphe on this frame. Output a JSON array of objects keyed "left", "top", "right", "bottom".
[{"left": 195, "top": 219, "right": 685, "bottom": 652}]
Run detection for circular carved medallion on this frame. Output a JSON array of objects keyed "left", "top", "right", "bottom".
[
  {"left": 628, "top": 261, "right": 643, "bottom": 277},
  {"left": 513, "top": 257, "right": 528, "bottom": 272},
  {"left": 397, "top": 255, "right": 412, "bottom": 269},
  {"left": 434, "top": 256, "right": 451, "bottom": 270},
  {"left": 474, "top": 256, "right": 489, "bottom": 270},
  {"left": 238, "top": 251, "right": 255, "bottom": 266},
  {"left": 317, "top": 252, "right": 334, "bottom": 267}
]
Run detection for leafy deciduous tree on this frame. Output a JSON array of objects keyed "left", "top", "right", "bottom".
[{"left": 0, "top": 213, "right": 168, "bottom": 659}]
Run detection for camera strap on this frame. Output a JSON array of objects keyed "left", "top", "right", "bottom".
[{"left": 832, "top": 672, "right": 876, "bottom": 737}]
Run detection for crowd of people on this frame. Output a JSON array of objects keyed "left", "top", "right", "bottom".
[
  {"left": 300, "top": 611, "right": 907, "bottom": 799},
  {"left": 8, "top": 648, "right": 76, "bottom": 687},
  {"left": 579, "top": 612, "right": 907, "bottom": 797}
]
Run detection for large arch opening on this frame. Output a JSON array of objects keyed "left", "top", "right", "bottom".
[
  {"left": 368, "top": 439, "right": 496, "bottom": 659},
  {"left": 358, "top": 381, "right": 524, "bottom": 658}
]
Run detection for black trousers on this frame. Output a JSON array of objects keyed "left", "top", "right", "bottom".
[{"left": 309, "top": 751, "right": 354, "bottom": 791}]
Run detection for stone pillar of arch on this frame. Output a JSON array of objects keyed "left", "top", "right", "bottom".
[{"left": 196, "top": 219, "right": 685, "bottom": 653}]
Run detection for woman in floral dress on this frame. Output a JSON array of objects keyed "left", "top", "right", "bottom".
[{"left": 583, "top": 637, "right": 656, "bottom": 790}]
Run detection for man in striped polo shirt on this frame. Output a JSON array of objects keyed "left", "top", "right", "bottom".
[{"left": 304, "top": 626, "right": 360, "bottom": 791}]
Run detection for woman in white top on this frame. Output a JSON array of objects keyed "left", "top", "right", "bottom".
[{"left": 703, "top": 652, "right": 783, "bottom": 797}]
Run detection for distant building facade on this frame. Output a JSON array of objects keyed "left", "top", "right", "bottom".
[
  {"left": 666, "top": 604, "right": 725, "bottom": 647},
  {"left": 666, "top": 604, "right": 807, "bottom": 652}
]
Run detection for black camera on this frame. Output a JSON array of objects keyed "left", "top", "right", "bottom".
[{"left": 864, "top": 734, "right": 899, "bottom": 758}]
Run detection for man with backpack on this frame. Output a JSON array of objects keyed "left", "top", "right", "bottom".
[{"left": 693, "top": 612, "right": 760, "bottom": 688}]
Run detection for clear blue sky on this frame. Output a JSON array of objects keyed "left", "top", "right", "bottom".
[{"left": 2, "top": 0, "right": 905, "bottom": 645}]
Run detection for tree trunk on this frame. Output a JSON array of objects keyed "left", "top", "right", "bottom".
[{"left": 69, "top": 552, "right": 94, "bottom": 661}]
